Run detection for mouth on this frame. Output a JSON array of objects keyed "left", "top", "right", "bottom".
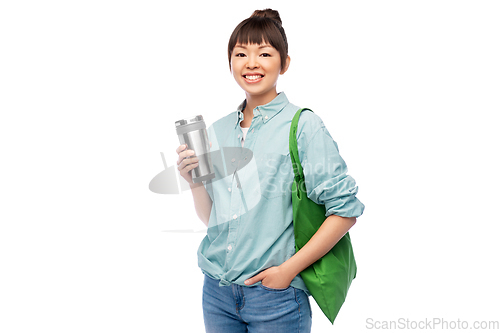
[{"left": 243, "top": 74, "right": 264, "bottom": 83}]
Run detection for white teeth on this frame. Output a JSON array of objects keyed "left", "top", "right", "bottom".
[{"left": 245, "top": 75, "right": 262, "bottom": 80}]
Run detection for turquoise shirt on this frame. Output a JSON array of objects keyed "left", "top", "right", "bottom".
[{"left": 197, "top": 92, "right": 365, "bottom": 294}]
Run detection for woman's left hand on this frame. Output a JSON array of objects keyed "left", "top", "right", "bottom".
[{"left": 244, "top": 266, "right": 294, "bottom": 289}]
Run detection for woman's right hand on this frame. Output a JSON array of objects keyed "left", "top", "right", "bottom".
[{"left": 176, "top": 142, "right": 211, "bottom": 185}]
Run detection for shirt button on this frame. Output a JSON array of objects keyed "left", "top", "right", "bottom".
[
  {"left": 265, "top": 115, "right": 268, "bottom": 119},
  {"left": 238, "top": 134, "right": 240, "bottom": 138},
  {"left": 233, "top": 214, "right": 237, "bottom": 220},
  {"left": 228, "top": 187, "right": 231, "bottom": 192},
  {"left": 227, "top": 245, "right": 232, "bottom": 251},
  {"left": 231, "top": 158, "right": 236, "bottom": 162}
]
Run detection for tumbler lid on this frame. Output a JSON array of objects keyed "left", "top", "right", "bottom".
[{"left": 175, "top": 115, "right": 204, "bottom": 128}]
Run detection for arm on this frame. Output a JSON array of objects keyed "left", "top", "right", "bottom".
[
  {"left": 189, "top": 182, "right": 212, "bottom": 227},
  {"left": 244, "top": 214, "right": 356, "bottom": 288},
  {"left": 176, "top": 140, "right": 213, "bottom": 227},
  {"left": 281, "top": 214, "right": 356, "bottom": 280}
]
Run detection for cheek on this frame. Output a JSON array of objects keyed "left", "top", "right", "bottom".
[
  {"left": 265, "top": 60, "right": 282, "bottom": 74},
  {"left": 231, "top": 69, "right": 241, "bottom": 81},
  {"left": 230, "top": 65, "right": 238, "bottom": 77},
  {"left": 266, "top": 66, "right": 282, "bottom": 78},
  {"left": 230, "top": 61, "right": 242, "bottom": 74}
]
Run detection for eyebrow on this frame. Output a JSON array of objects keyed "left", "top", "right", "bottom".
[{"left": 234, "top": 44, "right": 273, "bottom": 49}]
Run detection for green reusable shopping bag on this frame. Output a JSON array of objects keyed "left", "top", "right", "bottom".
[{"left": 289, "top": 108, "right": 357, "bottom": 325}]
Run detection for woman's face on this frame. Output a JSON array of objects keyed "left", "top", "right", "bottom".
[{"left": 230, "top": 42, "right": 289, "bottom": 100}]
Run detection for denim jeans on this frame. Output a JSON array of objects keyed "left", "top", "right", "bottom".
[{"left": 202, "top": 274, "right": 312, "bottom": 333}]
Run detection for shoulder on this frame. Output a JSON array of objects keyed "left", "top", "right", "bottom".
[
  {"left": 297, "top": 109, "right": 325, "bottom": 133},
  {"left": 205, "top": 111, "right": 238, "bottom": 151},
  {"left": 290, "top": 108, "right": 333, "bottom": 151},
  {"left": 285, "top": 104, "right": 328, "bottom": 146},
  {"left": 210, "top": 111, "right": 238, "bottom": 131},
  {"left": 206, "top": 110, "right": 238, "bottom": 139},
  {"left": 283, "top": 102, "right": 325, "bottom": 129}
]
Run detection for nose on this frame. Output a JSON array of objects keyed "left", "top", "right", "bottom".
[{"left": 246, "top": 55, "right": 260, "bottom": 69}]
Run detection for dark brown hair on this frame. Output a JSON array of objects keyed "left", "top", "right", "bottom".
[{"left": 228, "top": 9, "right": 288, "bottom": 70}]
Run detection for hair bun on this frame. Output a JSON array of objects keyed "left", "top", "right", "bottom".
[{"left": 250, "top": 8, "right": 282, "bottom": 25}]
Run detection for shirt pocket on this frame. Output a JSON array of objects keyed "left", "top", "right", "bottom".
[{"left": 259, "top": 151, "right": 293, "bottom": 199}]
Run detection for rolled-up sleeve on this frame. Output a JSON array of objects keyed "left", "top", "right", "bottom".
[{"left": 296, "top": 111, "right": 365, "bottom": 218}]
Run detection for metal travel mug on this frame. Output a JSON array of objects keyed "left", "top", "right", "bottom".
[{"left": 175, "top": 115, "right": 215, "bottom": 183}]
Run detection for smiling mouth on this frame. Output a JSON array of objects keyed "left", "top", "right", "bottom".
[{"left": 243, "top": 75, "right": 264, "bottom": 81}]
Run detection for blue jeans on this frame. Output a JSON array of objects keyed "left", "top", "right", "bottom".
[{"left": 202, "top": 274, "right": 312, "bottom": 333}]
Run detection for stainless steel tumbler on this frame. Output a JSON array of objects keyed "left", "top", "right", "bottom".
[{"left": 175, "top": 115, "right": 215, "bottom": 183}]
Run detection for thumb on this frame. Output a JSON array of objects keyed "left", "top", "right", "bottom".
[{"left": 245, "top": 272, "right": 265, "bottom": 285}]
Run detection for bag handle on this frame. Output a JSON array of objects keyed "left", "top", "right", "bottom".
[{"left": 289, "top": 108, "right": 313, "bottom": 184}]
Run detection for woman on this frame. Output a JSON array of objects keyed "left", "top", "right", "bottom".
[{"left": 176, "top": 8, "right": 365, "bottom": 333}]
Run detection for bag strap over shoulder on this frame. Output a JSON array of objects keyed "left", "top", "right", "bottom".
[{"left": 289, "top": 108, "right": 313, "bottom": 184}]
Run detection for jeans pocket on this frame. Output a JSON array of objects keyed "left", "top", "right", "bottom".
[{"left": 258, "top": 283, "right": 292, "bottom": 292}]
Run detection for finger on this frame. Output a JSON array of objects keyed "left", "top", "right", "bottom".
[
  {"left": 176, "top": 144, "right": 187, "bottom": 154},
  {"left": 189, "top": 161, "right": 199, "bottom": 170},
  {"left": 178, "top": 156, "right": 199, "bottom": 171},
  {"left": 245, "top": 272, "right": 264, "bottom": 285},
  {"left": 181, "top": 159, "right": 199, "bottom": 173},
  {"left": 209, "top": 141, "right": 212, "bottom": 148},
  {"left": 177, "top": 149, "right": 195, "bottom": 166}
]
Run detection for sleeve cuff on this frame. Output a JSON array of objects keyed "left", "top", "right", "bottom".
[{"left": 324, "top": 194, "right": 365, "bottom": 218}]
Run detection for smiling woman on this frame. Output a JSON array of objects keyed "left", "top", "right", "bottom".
[{"left": 177, "top": 7, "right": 365, "bottom": 333}]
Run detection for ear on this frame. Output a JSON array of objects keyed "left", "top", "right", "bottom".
[{"left": 280, "top": 55, "right": 291, "bottom": 75}]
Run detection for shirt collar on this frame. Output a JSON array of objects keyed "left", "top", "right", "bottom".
[{"left": 235, "top": 91, "right": 289, "bottom": 129}]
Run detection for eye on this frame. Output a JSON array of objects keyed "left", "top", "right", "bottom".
[
  {"left": 261, "top": 53, "right": 271, "bottom": 57},
  {"left": 235, "top": 53, "right": 246, "bottom": 57}
]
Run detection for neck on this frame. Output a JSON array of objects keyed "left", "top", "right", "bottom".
[{"left": 243, "top": 89, "right": 278, "bottom": 119}]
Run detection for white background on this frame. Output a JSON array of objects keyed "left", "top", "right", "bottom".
[{"left": 1, "top": 1, "right": 499, "bottom": 332}]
